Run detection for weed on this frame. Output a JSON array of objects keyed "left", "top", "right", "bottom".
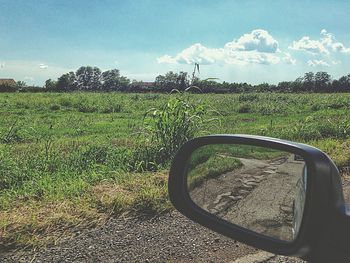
[
  {"left": 0, "top": 120, "right": 24, "bottom": 143},
  {"left": 128, "top": 96, "right": 206, "bottom": 171},
  {"left": 238, "top": 104, "right": 251, "bottom": 113},
  {"left": 101, "top": 104, "right": 122, "bottom": 113},
  {"left": 49, "top": 104, "right": 60, "bottom": 111},
  {"left": 238, "top": 93, "right": 259, "bottom": 102},
  {"left": 76, "top": 102, "right": 98, "bottom": 113},
  {"left": 59, "top": 97, "right": 73, "bottom": 107}
]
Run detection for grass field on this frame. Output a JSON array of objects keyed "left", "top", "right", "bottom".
[{"left": 1, "top": 92, "right": 350, "bottom": 249}]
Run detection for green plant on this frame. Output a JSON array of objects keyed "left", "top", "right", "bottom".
[
  {"left": 238, "top": 104, "right": 251, "bottom": 113},
  {"left": 238, "top": 93, "right": 259, "bottom": 102},
  {"left": 49, "top": 104, "right": 60, "bottom": 111},
  {"left": 188, "top": 154, "right": 242, "bottom": 190},
  {"left": 101, "top": 104, "right": 122, "bottom": 113},
  {"left": 0, "top": 120, "right": 24, "bottom": 143},
  {"left": 128, "top": 96, "right": 207, "bottom": 171}
]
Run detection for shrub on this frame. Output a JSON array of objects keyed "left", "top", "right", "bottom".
[
  {"left": 49, "top": 104, "right": 60, "bottom": 111},
  {"left": 59, "top": 98, "right": 73, "bottom": 107},
  {"left": 128, "top": 96, "right": 207, "bottom": 171},
  {"left": 101, "top": 104, "right": 122, "bottom": 113},
  {"left": 0, "top": 84, "right": 18, "bottom": 92},
  {"left": 238, "top": 104, "right": 251, "bottom": 113},
  {"left": 311, "top": 104, "right": 322, "bottom": 111},
  {"left": 76, "top": 103, "right": 98, "bottom": 113},
  {"left": 238, "top": 93, "right": 259, "bottom": 102}
]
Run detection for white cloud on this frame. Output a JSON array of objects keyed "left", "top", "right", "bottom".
[
  {"left": 289, "top": 36, "right": 329, "bottom": 54},
  {"left": 158, "top": 43, "right": 224, "bottom": 65},
  {"left": 320, "top": 29, "right": 350, "bottom": 54},
  {"left": 224, "top": 29, "right": 279, "bottom": 53},
  {"left": 282, "top": 52, "right": 296, "bottom": 65},
  {"left": 289, "top": 30, "right": 350, "bottom": 55},
  {"left": 157, "top": 55, "right": 177, "bottom": 64},
  {"left": 39, "top": 63, "right": 48, "bottom": 69},
  {"left": 307, "top": 59, "right": 330, "bottom": 67},
  {"left": 224, "top": 50, "right": 280, "bottom": 65},
  {"left": 157, "top": 29, "right": 293, "bottom": 66}
]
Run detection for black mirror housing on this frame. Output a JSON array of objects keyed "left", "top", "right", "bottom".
[{"left": 168, "top": 135, "right": 341, "bottom": 260}]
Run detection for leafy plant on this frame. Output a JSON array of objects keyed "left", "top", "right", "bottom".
[
  {"left": 238, "top": 104, "right": 251, "bottom": 113},
  {"left": 128, "top": 96, "right": 207, "bottom": 171}
]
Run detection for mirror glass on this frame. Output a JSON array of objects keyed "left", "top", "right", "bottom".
[{"left": 187, "top": 144, "right": 307, "bottom": 242}]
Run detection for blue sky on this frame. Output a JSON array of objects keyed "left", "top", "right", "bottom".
[{"left": 1, "top": 0, "right": 350, "bottom": 85}]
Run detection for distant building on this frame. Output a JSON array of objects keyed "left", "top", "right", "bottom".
[
  {"left": 0, "top": 79, "right": 17, "bottom": 92},
  {"left": 0, "top": 79, "right": 16, "bottom": 86}
]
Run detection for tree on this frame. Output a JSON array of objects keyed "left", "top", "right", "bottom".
[
  {"left": 154, "top": 71, "right": 190, "bottom": 91},
  {"left": 302, "top": 72, "right": 315, "bottom": 92},
  {"left": 56, "top": 71, "right": 76, "bottom": 91},
  {"left": 155, "top": 71, "right": 178, "bottom": 91},
  {"left": 177, "top": 71, "right": 189, "bottom": 91},
  {"left": 45, "top": 79, "right": 57, "bottom": 91},
  {"left": 315, "top": 71, "right": 331, "bottom": 92},
  {"left": 337, "top": 74, "right": 350, "bottom": 92},
  {"left": 16, "top": 81, "right": 26, "bottom": 89},
  {"left": 277, "top": 81, "right": 293, "bottom": 93},
  {"left": 101, "top": 69, "right": 130, "bottom": 91},
  {"left": 75, "top": 66, "right": 102, "bottom": 91}
]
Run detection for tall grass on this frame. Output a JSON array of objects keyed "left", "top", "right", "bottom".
[
  {"left": 1, "top": 92, "right": 350, "bottom": 248},
  {"left": 128, "top": 96, "right": 207, "bottom": 171}
]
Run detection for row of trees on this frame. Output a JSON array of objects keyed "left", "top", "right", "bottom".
[
  {"left": 45, "top": 66, "right": 130, "bottom": 92},
  {"left": 154, "top": 71, "right": 350, "bottom": 93},
  {"left": 2, "top": 65, "right": 350, "bottom": 93},
  {"left": 44, "top": 66, "right": 350, "bottom": 93}
]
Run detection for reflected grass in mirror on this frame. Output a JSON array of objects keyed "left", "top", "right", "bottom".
[{"left": 188, "top": 154, "right": 242, "bottom": 190}]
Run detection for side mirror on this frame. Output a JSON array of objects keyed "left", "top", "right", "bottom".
[{"left": 168, "top": 135, "right": 342, "bottom": 259}]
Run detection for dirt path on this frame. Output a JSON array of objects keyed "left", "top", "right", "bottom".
[
  {"left": 190, "top": 155, "right": 305, "bottom": 241},
  {"left": 0, "top": 211, "right": 305, "bottom": 263}
]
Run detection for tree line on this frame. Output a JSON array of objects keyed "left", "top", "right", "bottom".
[{"left": 1, "top": 65, "right": 350, "bottom": 93}]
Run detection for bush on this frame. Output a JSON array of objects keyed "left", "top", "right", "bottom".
[
  {"left": 76, "top": 103, "right": 98, "bottom": 113},
  {"left": 49, "top": 104, "right": 60, "bottom": 111},
  {"left": 101, "top": 104, "right": 122, "bottom": 113},
  {"left": 238, "top": 93, "right": 259, "bottom": 102},
  {"left": 0, "top": 84, "right": 18, "bottom": 92},
  {"left": 127, "top": 96, "right": 207, "bottom": 171},
  {"left": 238, "top": 104, "right": 251, "bottom": 113}
]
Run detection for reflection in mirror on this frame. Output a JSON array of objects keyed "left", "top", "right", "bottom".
[{"left": 187, "top": 144, "right": 307, "bottom": 242}]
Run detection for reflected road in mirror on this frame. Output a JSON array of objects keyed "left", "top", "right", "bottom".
[{"left": 187, "top": 144, "right": 306, "bottom": 242}]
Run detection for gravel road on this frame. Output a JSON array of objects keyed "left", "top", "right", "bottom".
[{"left": 0, "top": 211, "right": 305, "bottom": 263}]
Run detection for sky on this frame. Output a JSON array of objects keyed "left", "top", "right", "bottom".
[{"left": 1, "top": 0, "right": 350, "bottom": 85}]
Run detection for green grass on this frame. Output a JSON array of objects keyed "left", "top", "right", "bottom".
[
  {"left": 187, "top": 144, "right": 285, "bottom": 190},
  {"left": 0, "top": 92, "right": 350, "bottom": 248},
  {"left": 188, "top": 153, "right": 243, "bottom": 190}
]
